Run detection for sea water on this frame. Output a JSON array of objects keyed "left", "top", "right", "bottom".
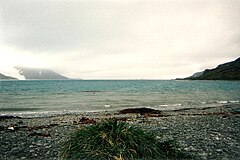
[{"left": 0, "top": 80, "right": 239, "bottom": 117}]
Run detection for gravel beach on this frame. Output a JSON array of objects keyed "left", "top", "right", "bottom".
[{"left": 1, "top": 104, "right": 240, "bottom": 160}]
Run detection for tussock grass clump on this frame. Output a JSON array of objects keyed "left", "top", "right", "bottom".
[{"left": 61, "top": 119, "right": 189, "bottom": 160}]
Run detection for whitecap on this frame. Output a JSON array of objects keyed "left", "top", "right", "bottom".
[
  {"left": 172, "top": 103, "right": 182, "bottom": 106},
  {"left": 216, "top": 101, "right": 228, "bottom": 104},
  {"left": 229, "top": 100, "right": 239, "bottom": 104},
  {"left": 160, "top": 104, "right": 170, "bottom": 107},
  {"left": 104, "top": 105, "right": 111, "bottom": 108}
]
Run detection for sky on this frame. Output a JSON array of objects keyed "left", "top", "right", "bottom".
[{"left": 0, "top": 0, "right": 239, "bottom": 80}]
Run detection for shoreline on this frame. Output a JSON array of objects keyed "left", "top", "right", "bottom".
[
  {"left": 1, "top": 101, "right": 239, "bottom": 118},
  {"left": 1, "top": 104, "right": 240, "bottom": 159}
]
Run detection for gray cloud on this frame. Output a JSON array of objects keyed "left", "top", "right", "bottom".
[
  {"left": 1, "top": 0, "right": 240, "bottom": 79},
  {"left": 2, "top": 0, "right": 131, "bottom": 52}
]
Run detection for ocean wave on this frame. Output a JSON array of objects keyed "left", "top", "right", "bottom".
[
  {"left": 159, "top": 104, "right": 170, "bottom": 107},
  {"left": 159, "top": 103, "right": 182, "bottom": 107},
  {"left": 0, "top": 107, "right": 40, "bottom": 112},
  {"left": 216, "top": 101, "right": 228, "bottom": 104},
  {"left": 229, "top": 100, "right": 239, "bottom": 104},
  {"left": 104, "top": 105, "right": 111, "bottom": 108},
  {"left": 172, "top": 103, "right": 182, "bottom": 106},
  {"left": 216, "top": 100, "right": 239, "bottom": 104}
]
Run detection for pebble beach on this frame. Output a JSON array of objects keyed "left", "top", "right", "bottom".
[{"left": 1, "top": 104, "right": 240, "bottom": 160}]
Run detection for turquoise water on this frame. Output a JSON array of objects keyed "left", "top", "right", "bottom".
[{"left": 0, "top": 80, "right": 240, "bottom": 116}]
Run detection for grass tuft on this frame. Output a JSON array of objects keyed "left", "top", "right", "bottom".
[{"left": 61, "top": 119, "right": 191, "bottom": 160}]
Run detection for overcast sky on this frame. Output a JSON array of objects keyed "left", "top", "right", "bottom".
[{"left": 0, "top": 0, "right": 239, "bottom": 79}]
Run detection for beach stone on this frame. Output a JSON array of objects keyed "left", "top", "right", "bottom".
[
  {"left": 29, "top": 130, "right": 51, "bottom": 137},
  {"left": 35, "top": 130, "right": 42, "bottom": 134},
  {"left": 215, "top": 136, "right": 220, "bottom": 140},
  {"left": 7, "top": 126, "right": 15, "bottom": 131},
  {"left": 45, "top": 145, "right": 51, "bottom": 149},
  {"left": 36, "top": 143, "right": 42, "bottom": 146},
  {"left": 46, "top": 150, "right": 50, "bottom": 155},
  {"left": 10, "top": 147, "right": 18, "bottom": 152},
  {"left": 184, "top": 146, "right": 197, "bottom": 151},
  {"left": 18, "top": 121, "right": 24, "bottom": 124},
  {"left": 161, "top": 127, "right": 168, "bottom": 130},
  {"left": 199, "top": 152, "right": 208, "bottom": 158},
  {"left": 54, "top": 133, "right": 59, "bottom": 136},
  {"left": 227, "top": 142, "right": 234, "bottom": 146},
  {"left": 222, "top": 157, "right": 230, "bottom": 160},
  {"left": 0, "top": 125, "right": 5, "bottom": 131}
]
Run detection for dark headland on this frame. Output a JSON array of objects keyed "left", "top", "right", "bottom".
[{"left": 178, "top": 57, "right": 240, "bottom": 80}]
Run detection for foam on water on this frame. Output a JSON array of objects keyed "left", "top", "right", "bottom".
[
  {"left": 229, "top": 100, "right": 239, "bottom": 103},
  {"left": 216, "top": 101, "right": 228, "bottom": 104}
]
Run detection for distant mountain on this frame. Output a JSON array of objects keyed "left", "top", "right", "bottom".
[
  {"left": 0, "top": 73, "right": 18, "bottom": 80},
  {"left": 14, "top": 67, "right": 69, "bottom": 80},
  {"left": 185, "top": 57, "right": 240, "bottom": 80}
]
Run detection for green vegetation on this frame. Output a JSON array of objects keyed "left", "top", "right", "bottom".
[{"left": 61, "top": 119, "right": 190, "bottom": 160}]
